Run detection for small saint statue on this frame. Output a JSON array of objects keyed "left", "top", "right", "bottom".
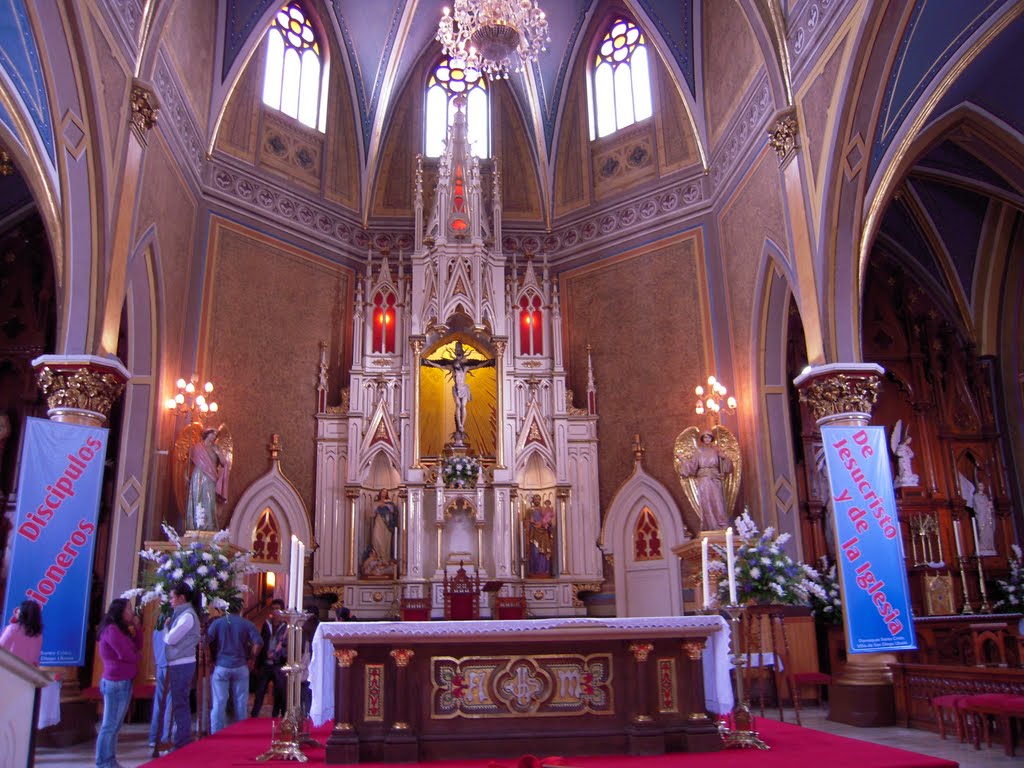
[{"left": 890, "top": 419, "right": 919, "bottom": 488}]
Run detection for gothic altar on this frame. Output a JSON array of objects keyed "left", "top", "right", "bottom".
[{"left": 310, "top": 103, "right": 603, "bottom": 618}]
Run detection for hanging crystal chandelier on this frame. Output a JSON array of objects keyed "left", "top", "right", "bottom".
[{"left": 436, "top": 0, "right": 550, "bottom": 80}]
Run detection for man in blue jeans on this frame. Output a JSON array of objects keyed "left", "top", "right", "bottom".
[
  {"left": 207, "top": 601, "right": 262, "bottom": 733},
  {"left": 164, "top": 582, "right": 200, "bottom": 750},
  {"left": 147, "top": 612, "right": 173, "bottom": 749}
]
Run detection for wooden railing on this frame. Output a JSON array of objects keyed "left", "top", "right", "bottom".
[{"left": 890, "top": 662, "right": 1024, "bottom": 731}]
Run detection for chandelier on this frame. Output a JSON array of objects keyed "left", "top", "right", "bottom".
[
  {"left": 436, "top": 0, "right": 550, "bottom": 80},
  {"left": 165, "top": 376, "right": 219, "bottom": 422}
]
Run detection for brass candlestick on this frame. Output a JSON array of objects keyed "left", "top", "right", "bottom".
[
  {"left": 256, "top": 610, "right": 313, "bottom": 762},
  {"left": 958, "top": 556, "right": 974, "bottom": 615},
  {"left": 976, "top": 554, "right": 992, "bottom": 613},
  {"left": 719, "top": 604, "right": 769, "bottom": 750}
]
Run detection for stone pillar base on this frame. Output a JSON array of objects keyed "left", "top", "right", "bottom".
[{"left": 827, "top": 682, "right": 895, "bottom": 727}]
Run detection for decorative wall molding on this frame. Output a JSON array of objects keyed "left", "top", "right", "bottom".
[
  {"left": 99, "top": 0, "right": 143, "bottom": 61},
  {"left": 788, "top": 0, "right": 851, "bottom": 78},
  {"left": 708, "top": 72, "right": 774, "bottom": 190},
  {"left": 153, "top": 53, "right": 206, "bottom": 185}
]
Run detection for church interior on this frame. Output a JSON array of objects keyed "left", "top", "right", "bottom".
[{"left": 1, "top": 0, "right": 1024, "bottom": 762}]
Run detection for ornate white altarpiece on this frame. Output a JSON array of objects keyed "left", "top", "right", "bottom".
[{"left": 310, "top": 102, "right": 603, "bottom": 618}]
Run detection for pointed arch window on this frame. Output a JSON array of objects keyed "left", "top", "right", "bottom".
[
  {"left": 518, "top": 293, "right": 543, "bottom": 355},
  {"left": 252, "top": 507, "right": 282, "bottom": 563},
  {"left": 588, "top": 17, "right": 652, "bottom": 140},
  {"left": 633, "top": 506, "right": 663, "bottom": 561},
  {"left": 262, "top": 2, "right": 329, "bottom": 132},
  {"left": 425, "top": 56, "right": 489, "bottom": 157},
  {"left": 372, "top": 289, "right": 397, "bottom": 354}
]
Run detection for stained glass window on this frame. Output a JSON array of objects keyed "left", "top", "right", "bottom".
[
  {"left": 633, "top": 506, "right": 663, "bottom": 561},
  {"left": 425, "top": 56, "right": 489, "bottom": 157},
  {"left": 372, "top": 290, "right": 397, "bottom": 353},
  {"left": 518, "top": 293, "right": 543, "bottom": 355},
  {"left": 589, "top": 17, "right": 652, "bottom": 140},
  {"left": 263, "top": 2, "right": 329, "bottom": 132},
  {"left": 252, "top": 507, "right": 282, "bottom": 563}
]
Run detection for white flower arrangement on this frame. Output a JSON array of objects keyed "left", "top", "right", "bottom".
[
  {"left": 808, "top": 556, "right": 844, "bottom": 625},
  {"left": 995, "top": 544, "right": 1024, "bottom": 611},
  {"left": 122, "top": 523, "right": 256, "bottom": 613},
  {"left": 709, "top": 510, "right": 827, "bottom": 606},
  {"left": 441, "top": 455, "right": 481, "bottom": 489}
]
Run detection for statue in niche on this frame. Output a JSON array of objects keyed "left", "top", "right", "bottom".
[
  {"left": 361, "top": 489, "right": 398, "bottom": 578},
  {"left": 890, "top": 419, "right": 919, "bottom": 488},
  {"left": 674, "top": 425, "right": 741, "bottom": 531},
  {"left": 524, "top": 494, "right": 556, "bottom": 577},
  {"left": 422, "top": 340, "right": 495, "bottom": 443},
  {"left": 972, "top": 481, "right": 997, "bottom": 556}
]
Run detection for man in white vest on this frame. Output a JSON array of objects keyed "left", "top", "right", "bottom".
[{"left": 164, "top": 581, "right": 200, "bottom": 751}]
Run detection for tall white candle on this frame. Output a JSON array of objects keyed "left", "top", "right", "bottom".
[
  {"left": 726, "top": 527, "right": 738, "bottom": 605},
  {"left": 288, "top": 535, "right": 298, "bottom": 610},
  {"left": 701, "top": 537, "right": 710, "bottom": 609},
  {"left": 953, "top": 519, "right": 963, "bottom": 558},
  {"left": 296, "top": 540, "right": 305, "bottom": 610},
  {"left": 971, "top": 517, "right": 981, "bottom": 556}
]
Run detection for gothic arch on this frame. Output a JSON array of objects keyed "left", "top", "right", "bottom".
[
  {"left": 601, "top": 462, "right": 686, "bottom": 616},
  {"left": 230, "top": 455, "right": 311, "bottom": 578},
  {"left": 753, "top": 241, "right": 801, "bottom": 543}
]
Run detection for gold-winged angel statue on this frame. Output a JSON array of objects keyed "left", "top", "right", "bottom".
[
  {"left": 673, "top": 425, "right": 742, "bottom": 531},
  {"left": 174, "top": 422, "right": 233, "bottom": 531}
]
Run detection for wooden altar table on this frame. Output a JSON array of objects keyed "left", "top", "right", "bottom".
[{"left": 309, "top": 616, "right": 731, "bottom": 763}]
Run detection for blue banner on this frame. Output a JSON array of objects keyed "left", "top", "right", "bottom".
[
  {"left": 821, "top": 426, "right": 916, "bottom": 653},
  {"left": 2, "top": 418, "right": 108, "bottom": 665}
]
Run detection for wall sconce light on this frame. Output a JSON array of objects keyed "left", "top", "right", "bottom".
[
  {"left": 695, "top": 375, "right": 736, "bottom": 424},
  {"left": 165, "top": 375, "right": 219, "bottom": 423}
]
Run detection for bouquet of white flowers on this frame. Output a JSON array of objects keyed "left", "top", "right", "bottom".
[
  {"left": 441, "top": 455, "right": 480, "bottom": 489},
  {"left": 710, "top": 510, "right": 827, "bottom": 606},
  {"left": 123, "top": 523, "right": 255, "bottom": 612},
  {"left": 995, "top": 544, "right": 1024, "bottom": 611},
  {"left": 808, "top": 556, "right": 843, "bottom": 625}
]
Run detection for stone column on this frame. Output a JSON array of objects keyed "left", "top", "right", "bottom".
[
  {"left": 794, "top": 362, "right": 896, "bottom": 726},
  {"left": 325, "top": 648, "right": 359, "bottom": 763},
  {"left": 31, "top": 354, "right": 129, "bottom": 740},
  {"left": 626, "top": 641, "right": 662, "bottom": 754},
  {"left": 384, "top": 648, "right": 417, "bottom": 760}
]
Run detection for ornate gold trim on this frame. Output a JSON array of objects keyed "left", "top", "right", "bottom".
[
  {"left": 797, "top": 370, "right": 881, "bottom": 422},
  {"left": 681, "top": 639, "right": 706, "bottom": 661},
  {"left": 768, "top": 110, "right": 798, "bottom": 163},
  {"left": 129, "top": 80, "right": 159, "bottom": 140},
  {"left": 390, "top": 648, "right": 415, "bottom": 667},
  {"left": 34, "top": 361, "right": 128, "bottom": 422},
  {"left": 0, "top": 147, "right": 13, "bottom": 176},
  {"left": 628, "top": 642, "right": 654, "bottom": 662},
  {"left": 334, "top": 648, "right": 358, "bottom": 668},
  {"left": 570, "top": 582, "right": 603, "bottom": 608}
]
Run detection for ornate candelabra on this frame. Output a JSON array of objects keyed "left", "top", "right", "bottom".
[
  {"left": 256, "top": 609, "right": 314, "bottom": 762},
  {"left": 718, "top": 604, "right": 769, "bottom": 750}
]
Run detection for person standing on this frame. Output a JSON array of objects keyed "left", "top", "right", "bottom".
[
  {"left": 1, "top": 599, "right": 44, "bottom": 665},
  {"left": 94, "top": 598, "right": 142, "bottom": 768},
  {"left": 147, "top": 612, "right": 172, "bottom": 750},
  {"left": 251, "top": 598, "right": 286, "bottom": 717},
  {"left": 164, "top": 582, "right": 200, "bottom": 751},
  {"left": 207, "top": 602, "right": 262, "bottom": 733}
]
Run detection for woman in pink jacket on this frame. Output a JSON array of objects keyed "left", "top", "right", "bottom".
[
  {"left": 0, "top": 599, "right": 44, "bottom": 666},
  {"left": 94, "top": 598, "right": 142, "bottom": 768}
]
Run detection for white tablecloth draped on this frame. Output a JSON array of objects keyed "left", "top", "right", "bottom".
[{"left": 309, "top": 616, "right": 735, "bottom": 725}]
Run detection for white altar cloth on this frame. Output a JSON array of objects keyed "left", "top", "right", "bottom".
[{"left": 309, "top": 615, "right": 734, "bottom": 726}]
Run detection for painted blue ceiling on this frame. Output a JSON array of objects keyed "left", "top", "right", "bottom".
[
  {"left": 881, "top": 197, "right": 940, "bottom": 285},
  {"left": 870, "top": 0, "right": 1004, "bottom": 175},
  {"left": 916, "top": 140, "right": 1016, "bottom": 195},
  {"left": 0, "top": 0, "right": 56, "bottom": 166},
  {"left": 222, "top": 0, "right": 695, "bottom": 156},
  {"left": 912, "top": 178, "right": 988, "bottom": 298}
]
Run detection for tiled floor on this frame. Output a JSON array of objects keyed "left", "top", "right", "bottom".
[{"left": 33, "top": 706, "right": 1023, "bottom": 767}]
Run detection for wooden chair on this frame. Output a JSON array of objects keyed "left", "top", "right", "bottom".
[
  {"left": 960, "top": 693, "right": 1024, "bottom": 755},
  {"left": 792, "top": 672, "right": 830, "bottom": 708},
  {"left": 495, "top": 584, "right": 527, "bottom": 620},
  {"left": 930, "top": 693, "right": 969, "bottom": 742},
  {"left": 443, "top": 562, "right": 481, "bottom": 620}
]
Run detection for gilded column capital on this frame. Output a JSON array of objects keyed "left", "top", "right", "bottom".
[
  {"left": 793, "top": 362, "right": 884, "bottom": 426},
  {"left": 491, "top": 337, "right": 506, "bottom": 357},
  {"left": 129, "top": 79, "right": 160, "bottom": 141},
  {"left": 409, "top": 336, "right": 425, "bottom": 355},
  {"left": 32, "top": 355, "right": 130, "bottom": 427},
  {"left": 767, "top": 109, "right": 798, "bottom": 164},
  {"left": 628, "top": 642, "right": 654, "bottom": 662},
  {"left": 681, "top": 639, "right": 706, "bottom": 661},
  {"left": 0, "top": 146, "right": 14, "bottom": 176},
  {"left": 334, "top": 648, "right": 359, "bottom": 667},
  {"left": 390, "top": 648, "right": 415, "bottom": 667}
]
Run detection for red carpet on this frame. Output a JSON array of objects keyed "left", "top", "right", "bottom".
[{"left": 141, "top": 717, "right": 957, "bottom": 768}]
